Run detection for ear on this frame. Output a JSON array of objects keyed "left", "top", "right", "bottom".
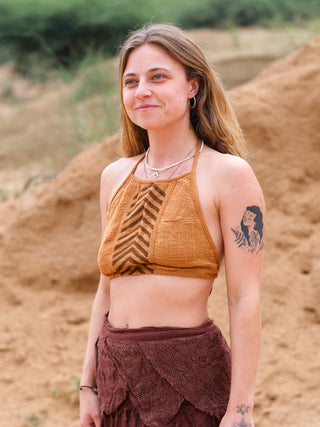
[{"left": 188, "top": 78, "right": 199, "bottom": 98}]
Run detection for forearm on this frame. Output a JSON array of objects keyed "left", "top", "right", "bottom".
[
  {"left": 226, "top": 293, "right": 261, "bottom": 415},
  {"left": 81, "top": 276, "right": 110, "bottom": 386}
]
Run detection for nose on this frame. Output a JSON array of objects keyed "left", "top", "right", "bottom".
[{"left": 135, "top": 80, "right": 152, "bottom": 100}]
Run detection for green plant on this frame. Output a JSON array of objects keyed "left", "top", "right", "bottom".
[
  {"left": 50, "top": 378, "right": 81, "bottom": 405},
  {"left": 307, "top": 18, "right": 320, "bottom": 34},
  {"left": 24, "top": 409, "right": 47, "bottom": 427},
  {"left": 70, "top": 53, "right": 117, "bottom": 103},
  {"left": 69, "top": 378, "right": 81, "bottom": 404},
  {"left": 0, "top": 188, "right": 8, "bottom": 202},
  {"left": 62, "top": 54, "right": 120, "bottom": 148},
  {"left": 1, "top": 0, "right": 320, "bottom": 71}
]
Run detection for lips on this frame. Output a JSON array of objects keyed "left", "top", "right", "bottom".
[{"left": 136, "top": 104, "right": 158, "bottom": 110}]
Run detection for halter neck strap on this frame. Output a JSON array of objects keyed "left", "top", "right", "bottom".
[{"left": 191, "top": 140, "right": 204, "bottom": 175}]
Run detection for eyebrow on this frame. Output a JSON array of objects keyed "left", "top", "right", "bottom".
[{"left": 123, "top": 67, "right": 171, "bottom": 80}]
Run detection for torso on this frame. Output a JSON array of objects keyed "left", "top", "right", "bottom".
[
  {"left": 102, "top": 144, "right": 226, "bottom": 329},
  {"left": 108, "top": 275, "right": 213, "bottom": 328}
]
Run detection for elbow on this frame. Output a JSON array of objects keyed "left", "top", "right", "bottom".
[
  {"left": 228, "top": 292, "right": 261, "bottom": 325},
  {"left": 228, "top": 290, "right": 260, "bottom": 308}
]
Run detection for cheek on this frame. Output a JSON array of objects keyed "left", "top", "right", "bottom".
[
  {"left": 122, "top": 95, "right": 134, "bottom": 122},
  {"left": 122, "top": 90, "right": 134, "bottom": 110},
  {"left": 174, "top": 87, "right": 190, "bottom": 108}
]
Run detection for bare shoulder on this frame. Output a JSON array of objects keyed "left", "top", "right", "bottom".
[
  {"left": 101, "top": 155, "right": 142, "bottom": 181},
  {"left": 200, "top": 146, "right": 259, "bottom": 191},
  {"left": 100, "top": 154, "right": 143, "bottom": 206},
  {"left": 202, "top": 145, "right": 252, "bottom": 174}
]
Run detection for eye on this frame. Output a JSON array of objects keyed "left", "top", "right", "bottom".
[
  {"left": 124, "top": 78, "right": 138, "bottom": 87},
  {"left": 152, "top": 74, "right": 165, "bottom": 82}
]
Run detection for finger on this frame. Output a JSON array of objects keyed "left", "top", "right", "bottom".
[
  {"left": 93, "top": 416, "right": 102, "bottom": 427},
  {"left": 80, "top": 416, "right": 95, "bottom": 427}
]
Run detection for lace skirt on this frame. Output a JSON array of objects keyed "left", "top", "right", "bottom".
[{"left": 95, "top": 314, "right": 231, "bottom": 427}]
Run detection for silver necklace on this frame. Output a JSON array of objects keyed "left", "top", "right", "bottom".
[
  {"left": 144, "top": 140, "right": 204, "bottom": 179},
  {"left": 144, "top": 154, "right": 184, "bottom": 180}
]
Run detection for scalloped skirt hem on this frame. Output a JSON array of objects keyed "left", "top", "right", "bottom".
[{"left": 101, "top": 396, "right": 219, "bottom": 427}]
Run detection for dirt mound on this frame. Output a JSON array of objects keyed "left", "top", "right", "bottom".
[
  {"left": 0, "top": 134, "right": 121, "bottom": 292},
  {"left": 228, "top": 34, "right": 320, "bottom": 425},
  {"left": 0, "top": 36, "right": 319, "bottom": 426}
]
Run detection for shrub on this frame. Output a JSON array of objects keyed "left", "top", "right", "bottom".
[{"left": 0, "top": 0, "right": 319, "bottom": 69}]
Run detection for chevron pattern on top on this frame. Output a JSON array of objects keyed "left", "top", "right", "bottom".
[{"left": 112, "top": 183, "right": 166, "bottom": 275}]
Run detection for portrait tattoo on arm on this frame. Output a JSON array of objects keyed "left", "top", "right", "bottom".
[{"left": 231, "top": 205, "right": 264, "bottom": 254}]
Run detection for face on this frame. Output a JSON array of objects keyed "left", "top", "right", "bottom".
[
  {"left": 242, "top": 210, "right": 256, "bottom": 227},
  {"left": 122, "top": 43, "right": 198, "bottom": 132}
]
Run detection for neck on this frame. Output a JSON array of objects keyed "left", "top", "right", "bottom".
[{"left": 147, "top": 128, "right": 198, "bottom": 167}]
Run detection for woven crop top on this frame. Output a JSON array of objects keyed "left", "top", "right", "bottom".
[{"left": 98, "top": 142, "right": 220, "bottom": 280}]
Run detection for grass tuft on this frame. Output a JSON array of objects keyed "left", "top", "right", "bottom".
[{"left": 24, "top": 409, "right": 47, "bottom": 427}]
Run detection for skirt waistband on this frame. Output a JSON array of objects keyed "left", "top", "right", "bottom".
[{"left": 102, "top": 312, "right": 215, "bottom": 341}]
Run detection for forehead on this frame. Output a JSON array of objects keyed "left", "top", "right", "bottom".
[{"left": 124, "top": 43, "right": 185, "bottom": 75}]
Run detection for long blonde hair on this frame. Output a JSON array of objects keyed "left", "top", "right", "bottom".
[{"left": 118, "top": 23, "right": 246, "bottom": 158}]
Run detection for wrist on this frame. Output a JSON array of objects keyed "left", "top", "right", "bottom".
[
  {"left": 80, "top": 371, "right": 96, "bottom": 388},
  {"left": 78, "top": 384, "right": 98, "bottom": 394},
  {"left": 225, "top": 402, "right": 253, "bottom": 417},
  {"left": 227, "top": 392, "right": 254, "bottom": 413}
]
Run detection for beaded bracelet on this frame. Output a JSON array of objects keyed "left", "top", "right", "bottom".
[{"left": 78, "top": 385, "right": 98, "bottom": 394}]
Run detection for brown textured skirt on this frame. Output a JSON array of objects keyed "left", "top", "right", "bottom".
[{"left": 95, "top": 314, "right": 231, "bottom": 427}]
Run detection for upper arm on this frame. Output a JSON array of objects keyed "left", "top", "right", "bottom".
[
  {"left": 219, "top": 157, "right": 266, "bottom": 303},
  {"left": 99, "top": 166, "right": 111, "bottom": 239},
  {"left": 99, "top": 157, "right": 129, "bottom": 239},
  {"left": 98, "top": 161, "right": 125, "bottom": 290}
]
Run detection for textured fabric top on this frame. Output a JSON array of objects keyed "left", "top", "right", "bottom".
[{"left": 97, "top": 142, "right": 220, "bottom": 280}]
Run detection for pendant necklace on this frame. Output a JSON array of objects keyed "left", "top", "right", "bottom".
[{"left": 144, "top": 140, "right": 204, "bottom": 179}]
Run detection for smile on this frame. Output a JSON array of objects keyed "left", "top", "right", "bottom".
[{"left": 136, "top": 104, "right": 159, "bottom": 110}]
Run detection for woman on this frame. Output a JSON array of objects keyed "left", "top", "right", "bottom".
[{"left": 79, "top": 23, "right": 265, "bottom": 427}]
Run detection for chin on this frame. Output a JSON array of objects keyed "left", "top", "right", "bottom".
[{"left": 135, "top": 121, "right": 165, "bottom": 131}]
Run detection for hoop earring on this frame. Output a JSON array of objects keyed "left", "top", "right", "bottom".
[{"left": 188, "top": 96, "right": 196, "bottom": 109}]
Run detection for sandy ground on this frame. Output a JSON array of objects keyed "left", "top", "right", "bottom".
[{"left": 0, "top": 29, "right": 319, "bottom": 426}]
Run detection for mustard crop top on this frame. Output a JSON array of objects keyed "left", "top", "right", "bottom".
[{"left": 98, "top": 142, "right": 220, "bottom": 280}]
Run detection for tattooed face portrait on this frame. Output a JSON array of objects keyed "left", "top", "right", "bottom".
[
  {"left": 242, "top": 210, "right": 256, "bottom": 227},
  {"left": 232, "top": 205, "right": 264, "bottom": 254}
]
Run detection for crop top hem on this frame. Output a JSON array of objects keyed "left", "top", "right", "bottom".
[{"left": 107, "top": 268, "right": 219, "bottom": 281}]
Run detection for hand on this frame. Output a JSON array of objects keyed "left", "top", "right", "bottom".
[
  {"left": 219, "top": 412, "right": 254, "bottom": 427},
  {"left": 79, "top": 388, "right": 101, "bottom": 427}
]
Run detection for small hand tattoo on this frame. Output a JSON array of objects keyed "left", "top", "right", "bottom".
[
  {"left": 231, "top": 205, "right": 264, "bottom": 254},
  {"left": 237, "top": 404, "right": 249, "bottom": 415},
  {"left": 231, "top": 420, "right": 252, "bottom": 427},
  {"left": 231, "top": 403, "right": 252, "bottom": 427}
]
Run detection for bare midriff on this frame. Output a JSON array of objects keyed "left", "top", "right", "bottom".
[{"left": 108, "top": 274, "right": 214, "bottom": 329}]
